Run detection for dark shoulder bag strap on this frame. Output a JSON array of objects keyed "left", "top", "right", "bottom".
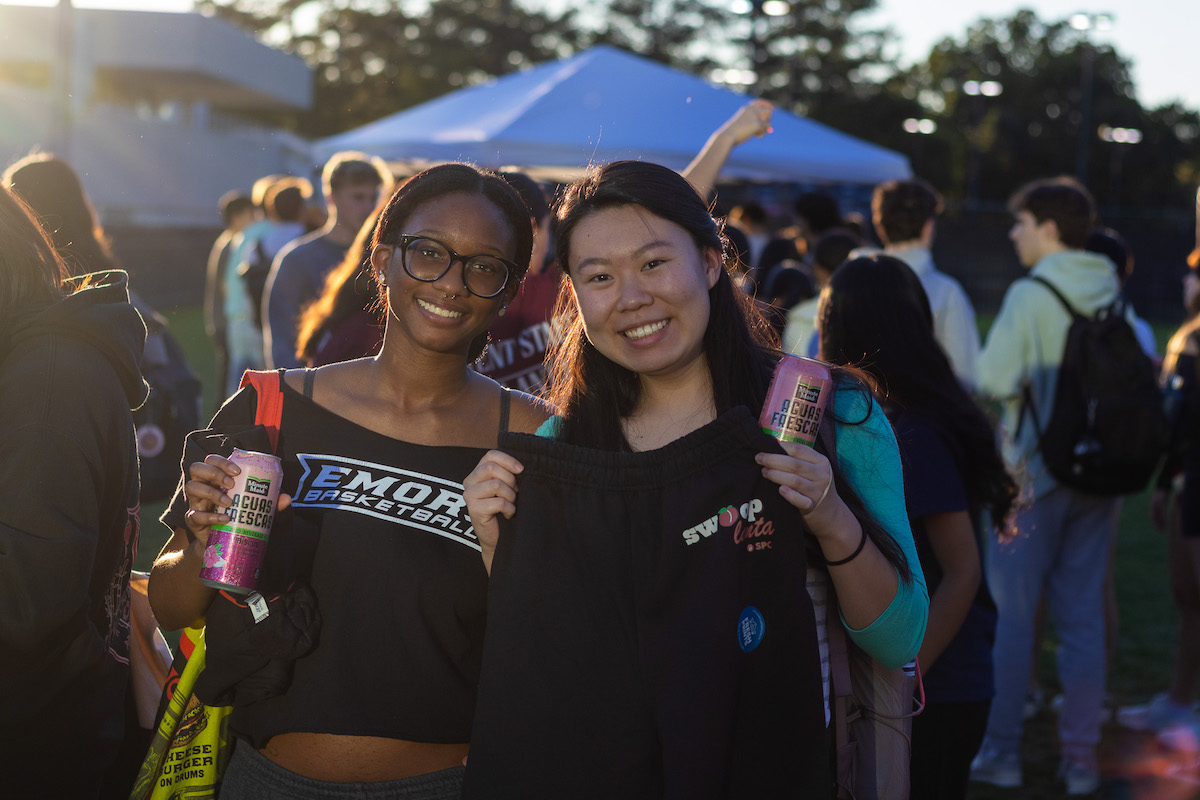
[
  {"left": 1020, "top": 382, "right": 1044, "bottom": 442},
  {"left": 815, "top": 416, "right": 854, "bottom": 797},
  {"left": 826, "top": 588, "right": 855, "bottom": 800},
  {"left": 1027, "top": 274, "right": 1079, "bottom": 317},
  {"left": 1015, "top": 276, "right": 1075, "bottom": 442},
  {"left": 497, "top": 386, "right": 511, "bottom": 434},
  {"left": 302, "top": 367, "right": 316, "bottom": 400}
]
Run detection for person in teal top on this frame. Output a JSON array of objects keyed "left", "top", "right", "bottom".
[
  {"left": 464, "top": 160, "right": 926, "bottom": 797},
  {"left": 816, "top": 384, "right": 930, "bottom": 666}
]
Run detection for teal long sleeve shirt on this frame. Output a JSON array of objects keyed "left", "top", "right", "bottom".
[{"left": 826, "top": 385, "right": 928, "bottom": 668}]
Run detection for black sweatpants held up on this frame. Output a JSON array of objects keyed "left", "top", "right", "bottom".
[{"left": 463, "top": 408, "right": 831, "bottom": 800}]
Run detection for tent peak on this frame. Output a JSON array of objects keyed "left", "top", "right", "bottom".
[{"left": 314, "top": 47, "right": 910, "bottom": 186}]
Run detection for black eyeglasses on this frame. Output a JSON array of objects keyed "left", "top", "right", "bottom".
[{"left": 393, "top": 234, "right": 515, "bottom": 298}]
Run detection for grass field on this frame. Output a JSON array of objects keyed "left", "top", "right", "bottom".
[{"left": 143, "top": 305, "right": 1197, "bottom": 798}]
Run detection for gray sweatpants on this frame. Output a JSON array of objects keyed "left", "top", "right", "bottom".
[{"left": 983, "top": 484, "right": 1121, "bottom": 765}]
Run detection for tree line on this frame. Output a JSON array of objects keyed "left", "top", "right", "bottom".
[{"left": 198, "top": 0, "right": 1199, "bottom": 214}]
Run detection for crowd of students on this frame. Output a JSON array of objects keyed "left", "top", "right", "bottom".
[{"left": 2, "top": 98, "right": 1199, "bottom": 800}]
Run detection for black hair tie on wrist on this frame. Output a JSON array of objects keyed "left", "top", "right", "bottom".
[{"left": 824, "top": 527, "right": 867, "bottom": 567}]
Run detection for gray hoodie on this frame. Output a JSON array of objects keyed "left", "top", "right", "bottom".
[{"left": 978, "top": 249, "right": 1124, "bottom": 499}]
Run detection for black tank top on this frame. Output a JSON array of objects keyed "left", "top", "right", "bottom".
[{"left": 168, "top": 370, "right": 510, "bottom": 746}]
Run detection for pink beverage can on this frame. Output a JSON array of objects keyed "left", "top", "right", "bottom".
[
  {"left": 199, "top": 447, "right": 283, "bottom": 594},
  {"left": 760, "top": 355, "right": 833, "bottom": 446}
]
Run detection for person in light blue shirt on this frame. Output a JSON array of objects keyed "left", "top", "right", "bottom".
[{"left": 870, "top": 178, "right": 981, "bottom": 388}]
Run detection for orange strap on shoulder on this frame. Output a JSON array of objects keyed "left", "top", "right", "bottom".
[{"left": 238, "top": 368, "right": 284, "bottom": 453}]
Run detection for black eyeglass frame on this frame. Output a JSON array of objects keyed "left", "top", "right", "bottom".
[{"left": 392, "top": 234, "right": 516, "bottom": 299}]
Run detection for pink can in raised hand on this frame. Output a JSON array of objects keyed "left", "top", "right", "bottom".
[
  {"left": 760, "top": 355, "right": 832, "bottom": 447},
  {"left": 199, "top": 447, "right": 283, "bottom": 594}
]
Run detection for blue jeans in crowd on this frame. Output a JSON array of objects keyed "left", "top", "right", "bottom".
[{"left": 984, "top": 485, "right": 1121, "bottom": 766}]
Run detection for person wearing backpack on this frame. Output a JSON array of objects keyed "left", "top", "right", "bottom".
[
  {"left": 222, "top": 175, "right": 310, "bottom": 396},
  {"left": 971, "top": 177, "right": 1132, "bottom": 795},
  {"left": 1024, "top": 226, "right": 1159, "bottom": 723},
  {"left": 243, "top": 179, "right": 310, "bottom": 331},
  {"left": 152, "top": 164, "right": 553, "bottom": 798}
]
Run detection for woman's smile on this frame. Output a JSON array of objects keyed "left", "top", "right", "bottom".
[
  {"left": 622, "top": 320, "right": 668, "bottom": 340},
  {"left": 416, "top": 297, "right": 465, "bottom": 319}
]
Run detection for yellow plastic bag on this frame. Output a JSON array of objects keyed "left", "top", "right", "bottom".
[{"left": 128, "top": 626, "right": 233, "bottom": 800}]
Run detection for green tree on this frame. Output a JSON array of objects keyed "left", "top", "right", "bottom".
[
  {"left": 744, "top": 0, "right": 894, "bottom": 120},
  {"left": 1113, "top": 101, "right": 1200, "bottom": 213},
  {"left": 588, "top": 0, "right": 898, "bottom": 126},
  {"left": 590, "top": 0, "right": 730, "bottom": 74},
  {"left": 894, "top": 10, "right": 1198, "bottom": 212},
  {"left": 196, "top": 0, "right": 582, "bottom": 137}
]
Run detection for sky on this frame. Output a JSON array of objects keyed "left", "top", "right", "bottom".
[
  {"left": 859, "top": 0, "right": 1196, "bottom": 112},
  {"left": 8, "top": 0, "right": 1197, "bottom": 112}
]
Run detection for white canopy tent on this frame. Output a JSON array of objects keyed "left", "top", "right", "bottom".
[{"left": 313, "top": 45, "right": 910, "bottom": 185}]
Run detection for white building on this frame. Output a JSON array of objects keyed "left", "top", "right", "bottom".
[{"left": 0, "top": 4, "right": 314, "bottom": 227}]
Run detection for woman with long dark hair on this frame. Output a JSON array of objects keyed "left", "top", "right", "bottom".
[
  {"left": 819, "top": 253, "right": 1017, "bottom": 799},
  {"left": 3, "top": 152, "right": 203, "bottom": 503},
  {"left": 0, "top": 185, "right": 147, "bottom": 795},
  {"left": 2, "top": 153, "right": 117, "bottom": 275},
  {"left": 463, "top": 161, "right": 926, "bottom": 797},
  {"left": 151, "top": 163, "right": 551, "bottom": 798}
]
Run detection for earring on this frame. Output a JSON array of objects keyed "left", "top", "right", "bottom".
[
  {"left": 376, "top": 272, "right": 387, "bottom": 288},
  {"left": 498, "top": 304, "right": 508, "bottom": 317}
]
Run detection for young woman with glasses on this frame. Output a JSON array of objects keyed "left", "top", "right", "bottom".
[{"left": 149, "top": 163, "right": 551, "bottom": 799}]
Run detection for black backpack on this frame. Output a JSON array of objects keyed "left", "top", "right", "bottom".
[
  {"left": 236, "top": 239, "right": 271, "bottom": 330},
  {"left": 133, "top": 307, "right": 203, "bottom": 503},
  {"left": 1023, "top": 275, "right": 1168, "bottom": 495}
]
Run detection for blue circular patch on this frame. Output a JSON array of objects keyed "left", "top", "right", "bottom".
[{"left": 737, "top": 605, "right": 766, "bottom": 653}]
